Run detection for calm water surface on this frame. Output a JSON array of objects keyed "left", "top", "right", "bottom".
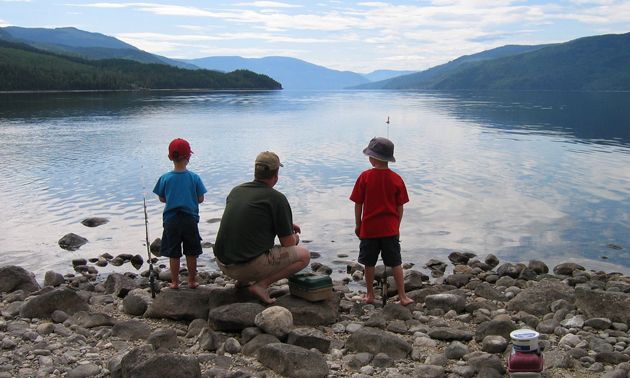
[{"left": 1, "top": 89, "right": 629, "bottom": 283}]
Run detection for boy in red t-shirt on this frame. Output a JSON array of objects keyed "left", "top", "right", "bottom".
[{"left": 350, "top": 137, "right": 414, "bottom": 305}]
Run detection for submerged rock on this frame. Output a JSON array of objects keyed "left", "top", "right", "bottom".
[
  {"left": 58, "top": 233, "right": 88, "bottom": 251},
  {"left": 80, "top": 217, "right": 108, "bottom": 227}
]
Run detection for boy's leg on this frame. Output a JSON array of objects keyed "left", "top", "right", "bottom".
[
  {"left": 391, "top": 265, "right": 414, "bottom": 305},
  {"left": 185, "top": 255, "right": 199, "bottom": 288},
  {"left": 169, "top": 257, "right": 181, "bottom": 289},
  {"left": 364, "top": 265, "right": 376, "bottom": 303}
]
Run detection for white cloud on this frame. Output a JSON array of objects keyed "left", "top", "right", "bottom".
[
  {"left": 72, "top": 2, "right": 131, "bottom": 8},
  {"left": 234, "top": 1, "right": 303, "bottom": 7}
]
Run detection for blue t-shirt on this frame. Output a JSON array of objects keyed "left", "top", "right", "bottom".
[{"left": 153, "top": 170, "right": 207, "bottom": 221}]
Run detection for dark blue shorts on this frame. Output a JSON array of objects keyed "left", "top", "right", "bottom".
[
  {"left": 358, "top": 235, "right": 401, "bottom": 267},
  {"left": 160, "top": 212, "right": 203, "bottom": 258}
]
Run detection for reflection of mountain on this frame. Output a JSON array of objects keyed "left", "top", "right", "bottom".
[
  {"left": 0, "top": 90, "right": 281, "bottom": 120},
  {"left": 430, "top": 91, "right": 630, "bottom": 148}
]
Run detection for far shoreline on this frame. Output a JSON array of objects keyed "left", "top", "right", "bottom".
[{"left": 0, "top": 88, "right": 283, "bottom": 94}]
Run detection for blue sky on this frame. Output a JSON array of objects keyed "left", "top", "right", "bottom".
[{"left": 1, "top": 1, "right": 628, "bottom": 73}]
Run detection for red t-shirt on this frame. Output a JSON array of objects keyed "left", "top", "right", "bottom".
[{"left": 350, "top": 168, "right": 409, "bottom": 238}]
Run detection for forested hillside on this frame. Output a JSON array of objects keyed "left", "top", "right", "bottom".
[
  {"left": 432, "top": 33, "right": 630, "bottom": 90},
  {"left": 362, "top": 32, "right": 630, "bottom": 91},
  {"left": 0, "top": 40, "right": 281, "bottom": 91}
]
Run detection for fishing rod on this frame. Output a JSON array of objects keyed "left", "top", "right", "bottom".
[{"left": 142, "top": 166, "right": 157, "bottom": 298}]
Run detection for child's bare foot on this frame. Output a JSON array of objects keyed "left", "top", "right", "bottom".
[
  {"left": 249, "top": 283, "right": 276, "bottom": 304},
  {"left": 188, "top": 281, "right": 199, "bottom": 289},
  {"left": 235, "top": 280, "right": 254, "bottom": 288},
  {"left": 363, "top": 294, "right": 374, "bottom": 304},
  {"left": 169, "top": 283, "right": 179, "bottom": 289},
  {"left": 399, "top": 297, "right": 414, "bottom": 306}
]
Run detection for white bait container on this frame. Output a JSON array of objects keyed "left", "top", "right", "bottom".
[{"left": 510, "top": 329, "right": 540, "bottom": 352}]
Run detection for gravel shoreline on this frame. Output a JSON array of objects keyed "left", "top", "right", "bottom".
[{"left": 3, "top": 255, "right": 630, "bottom": 378}]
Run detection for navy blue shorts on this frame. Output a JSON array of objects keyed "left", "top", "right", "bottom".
[
  {"left": 160, "top": 212, "right": 203, "bottom": 258},
  {"left": 358, "top": 235, "right": 401, "bottom": 267}
]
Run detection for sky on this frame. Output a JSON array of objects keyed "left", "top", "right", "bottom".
[{"left": 1, "top": 0, "right": 629, "bottom": 73}]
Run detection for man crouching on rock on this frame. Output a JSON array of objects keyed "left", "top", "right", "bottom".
[{"left": 213, "top": 151, "right": 311, "bottom": 304}]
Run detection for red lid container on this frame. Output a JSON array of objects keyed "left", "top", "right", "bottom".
[{"left": 507, "top": 351, "right": 544, "bottom": 373}]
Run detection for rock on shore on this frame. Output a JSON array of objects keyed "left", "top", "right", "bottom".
[{"left": 2, "top": 257, "right": 630, "bottom": 378}]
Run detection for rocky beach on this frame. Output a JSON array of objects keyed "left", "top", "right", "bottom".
[{"left": 4, "top": 243, "right": 630, "bottom": 378}]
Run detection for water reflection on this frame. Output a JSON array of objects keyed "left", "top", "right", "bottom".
[{"left": 1, "top": 90, "right": 629, "bottom": 283}]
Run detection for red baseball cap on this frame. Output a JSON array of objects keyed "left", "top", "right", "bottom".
[{"left": 168, "top": 138, "right": 193, "bottom": 161}]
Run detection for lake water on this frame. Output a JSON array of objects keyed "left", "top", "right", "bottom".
[{"left": 1, "top": 89, "right": 630, "bottom": 284}]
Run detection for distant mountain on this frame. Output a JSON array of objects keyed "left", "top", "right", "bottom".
[
  {"left": 350, "top": 45, "right": 548, "bottom": 89},
  {"left": 432, "top": 33, "right": 630, "bottom": 90},
  {"left": 352, "top": 32, "right": 630, "bottom": 91},
  {"left": 184, "top": 56, "right": 370, "bottom": 90},
  {"left": 0, "top": 38, "right": 281, "bottom": 91},
  {"left": 360, "top": 69, "right": 418, "bottom": 82},
  {"left": 4, "top": 26, "right": 136, "bottom": 49},
  {"left": 0, "top": 26, "right": 198, "bottom": 69}
]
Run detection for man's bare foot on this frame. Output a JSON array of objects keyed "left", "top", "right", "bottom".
[
  {"left": 249, "top": 284, "right": 276, "bottom": 304},
  {"left": 363, "top": 294, "right": 374, "bottom": 304},
  {"left": 188, "top": 281, "right": 199, "bottom": 289},
  {"left": 234, "top": 280, "right": 254, "bottom": 288},
  {"left": 169, "top": 283, "right": 179, "bottom": 289},
  {"left": 399, "top": 297, "right": 414, "bottom": 306}
]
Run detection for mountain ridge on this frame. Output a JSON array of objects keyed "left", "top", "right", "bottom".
[
  {"left": 2, "top": 25, "right": 629, "bottom": 91},
  {"left": 184, "top": 56, "right": 372, "bottom": 90}
]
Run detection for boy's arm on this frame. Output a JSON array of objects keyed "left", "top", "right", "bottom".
[
  {"left": 158, "top": 197, "right": 166, "bottom": 203},
  {"left": 198, "top": 195, "right": 204, "bottom": 203},
  {"left": 398, "top": 205, "right": 404, "bottom": 223},
  {"left": 354, "top": 203, "right": 363, "bottom": 238}
]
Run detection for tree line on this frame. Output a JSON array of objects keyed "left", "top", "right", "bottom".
[{"left": 0, "top": 39, "right": 282, "bottom": 91}]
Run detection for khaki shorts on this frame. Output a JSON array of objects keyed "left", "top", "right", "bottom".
[{"left": 216, "top": 245, "right": 298, "bottom": 282}]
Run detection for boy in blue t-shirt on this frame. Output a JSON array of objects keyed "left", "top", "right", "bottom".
[{"left": 153, "top": 138, "right": 207, "bottom": 289}]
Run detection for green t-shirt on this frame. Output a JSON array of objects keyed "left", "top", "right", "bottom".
[{"left": 213, "top": 180, "right": 294, "bottom": 265}]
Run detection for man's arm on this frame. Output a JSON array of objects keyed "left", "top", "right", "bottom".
[
  {"left": 354, "top": 203, "right": 363, "bottom": 238},
  {"left": 159, "top": 197, "right": 166, "bottom": 203},
  {"left": 198, "top": 195, "right": 204, "bottom": 203},
  {"left": 398, "top": 205, "right": 404, "bottom": 223},
  {"left": 279, "top": 233, "right": 299, "bottom": 247}
]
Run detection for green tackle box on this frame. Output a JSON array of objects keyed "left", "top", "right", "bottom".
[{"left": 289, "top": 273, "right": 333, "bottom": 301}]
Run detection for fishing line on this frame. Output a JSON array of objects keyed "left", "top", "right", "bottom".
[{"left": 141, "top": 165, "right": 157, "bottom": 298}]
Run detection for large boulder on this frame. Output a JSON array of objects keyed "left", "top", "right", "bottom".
[
  {"left": 208, "top": 303, "right": 265, "bottom": 332},
  {"left": 258, "top": 343, "right": 329, "bottom": 378},
  {"left": 208, "top": 286, "right": 261, "bottom": 308},
  {"left": 19, "top": 288, "right": 89, "bottom": 319},
  {"left": 474, "top": 320, "right": 518, "bottom": 343},
  {"left": 345, "top": 327, "right": 412, "bottom": 359},
  {"left": 117, "top": 345, "right": 201, "bottom": 378},
  {"left": 144, "top": 287, "right": 212, "bottom": 321},
  {"left": 275, "top": 293, "right": 340, "bottom": 326},
  {"left": 65, "top": 311, "right": 118, "bottom": 328},
  {"left": 255, "top": 306, "right": 293, "bottom": 338},
  {"left": 0, "top": 265, "right": 40, "bottom": 294},
  {"left": 104, "top": 273, "right": 138, "bottom": 298},
  {"left": 424, "top": 293, "right": 466, "bottom": 313},
  {"left": 576, "top": 287, "right": 630, "bottom": 325},
  {"left": 506, "top": 279, "right": 575, "bottom": 316},
  {"left": 112, "top": 320, "right": 152, "bottom": 340},
  {"left": 287, "top": 328, "right": 331, "bottom": 353}
]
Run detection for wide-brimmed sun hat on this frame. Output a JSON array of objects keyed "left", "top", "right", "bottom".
[{"left": 363, "top": 137, "right": 395, "bottom": 162}]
